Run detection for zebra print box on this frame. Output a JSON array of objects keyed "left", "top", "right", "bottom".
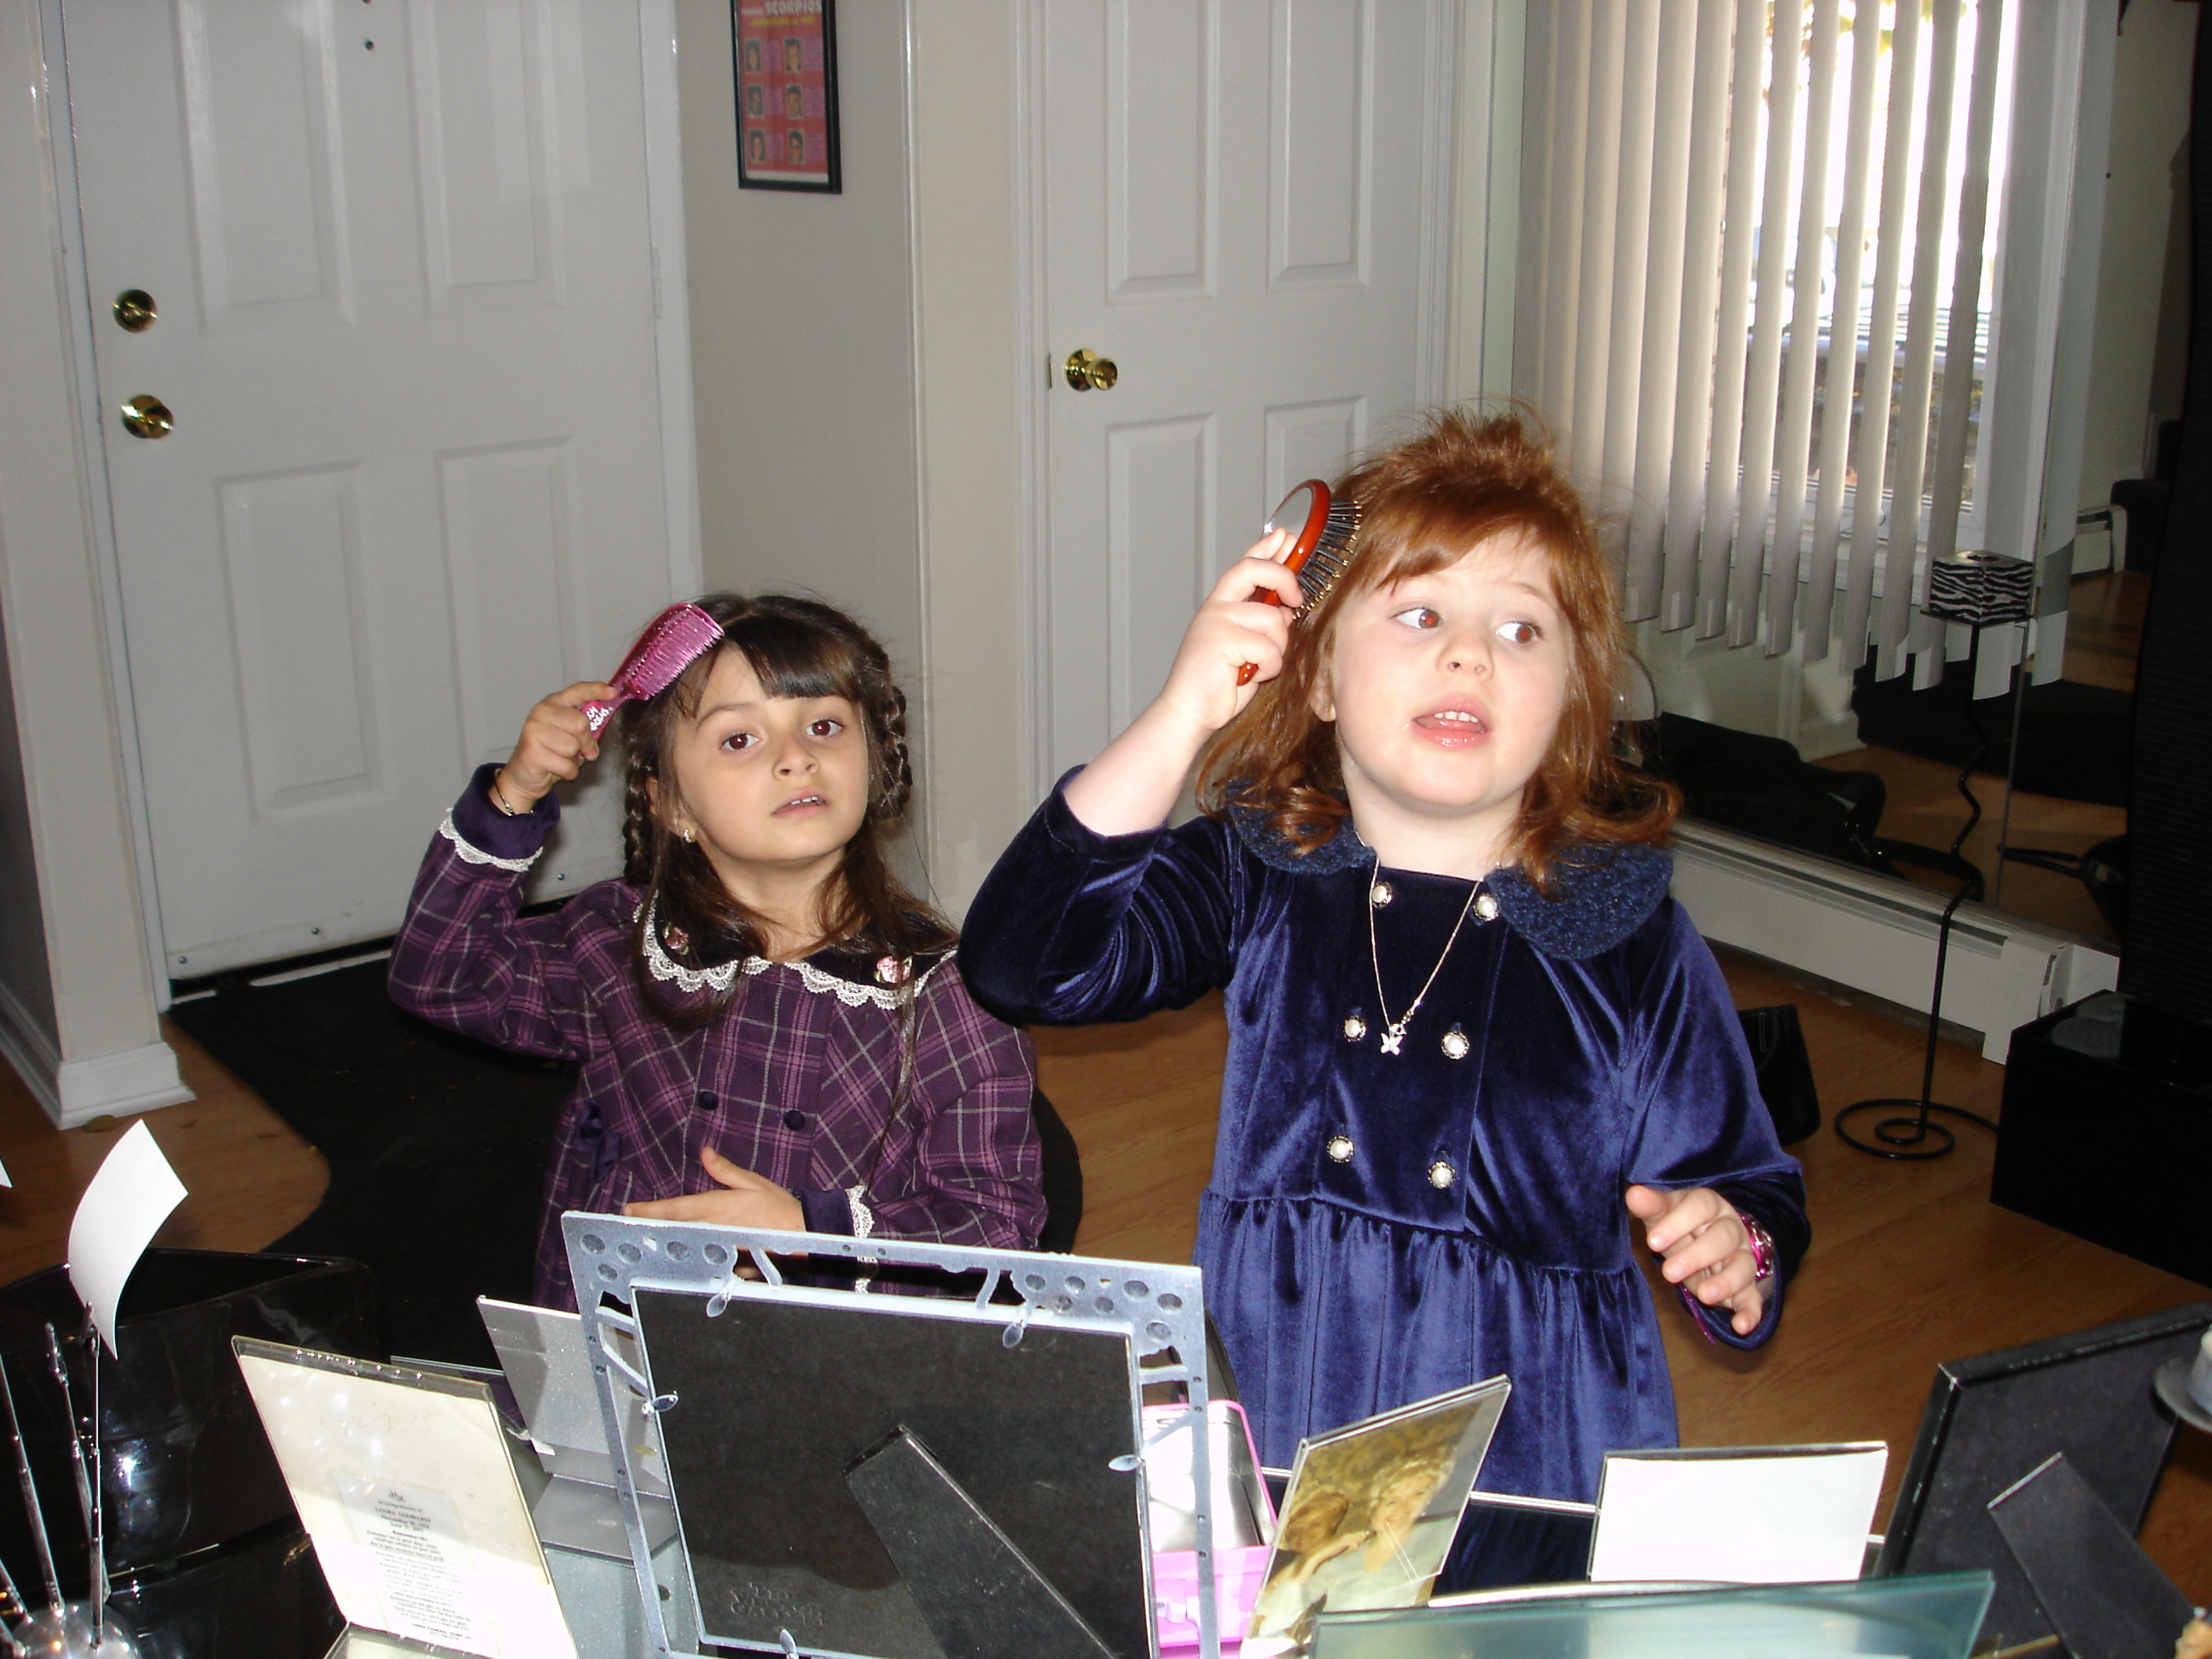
[{"left": 1925, "top": 550, "right": 2034, "bottom": 626}]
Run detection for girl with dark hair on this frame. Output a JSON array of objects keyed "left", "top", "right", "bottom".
[
  {"left": 962, "top": 410, "right": 1806, "bottom": 1586},
  {"left": 392, "top": 592, "right": 1045, "bottom": 1310}
]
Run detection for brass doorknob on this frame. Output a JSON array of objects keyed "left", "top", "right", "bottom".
[
  {"left": 113, "top": 289, "right": 157, "bottom": 332},
  {"left": 119, "top": 394, "right": 173, "bottom": 439},
  {"left": 1064, "top": 348, "right": 1118, "bottom": 392}
]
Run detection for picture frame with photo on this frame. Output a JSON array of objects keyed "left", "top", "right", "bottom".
[
  {"left": 731, "top": 0, "right": 841, "bottom": 194},
  {"left": 1247, "top": 1376, "right": 1512, "bottom": 1644}
]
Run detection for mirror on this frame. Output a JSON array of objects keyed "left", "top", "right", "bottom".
[
  {"left": 1266, "top": 481, "right": 1323, "bottom": 544},
  {"left": 1644, "top": 2, "right": 2186, "bottom": 955}
]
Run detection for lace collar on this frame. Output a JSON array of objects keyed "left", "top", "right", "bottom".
[{"left": 636, "top": 901, "right": 950, "bottom": 1007}]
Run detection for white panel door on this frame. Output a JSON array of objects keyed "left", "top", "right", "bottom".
[
  {"left": 63, "top": 0, "right": 676, "bottom": 975},
  {"left": 1041, "top": 0, "right": 1447, "bottom": 777}
]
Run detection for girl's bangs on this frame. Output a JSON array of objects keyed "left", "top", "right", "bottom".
[
  {"left": 1344, "top": 492, "right": 1577, "bottom": 597},
  {"left": 671, "top": 610, "right": 856, "bottom": 712}
]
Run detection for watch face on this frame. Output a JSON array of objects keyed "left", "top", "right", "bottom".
[{"left": 1746, "top": 1220, "right": 1776, "bottom": 1280}]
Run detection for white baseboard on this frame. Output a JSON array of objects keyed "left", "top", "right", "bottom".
[
  {"left": 1671, "top": 822, "right": 2119, "bottom": 1063},
  {"left": 0, "top": 982, "right": 193, "bottom": 1128}
]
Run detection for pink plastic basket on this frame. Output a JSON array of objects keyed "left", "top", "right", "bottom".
[
  {"left": 1144, "top": 1400, "right": 1277, "bottom": 1656},
  {"left": 1154, "top": 1543, "right": 1272, "bottom": 1657}
]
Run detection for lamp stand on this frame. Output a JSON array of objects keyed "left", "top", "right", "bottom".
[{"left": 1835, "top": 623, "right": 2004, "bottom": 1161}]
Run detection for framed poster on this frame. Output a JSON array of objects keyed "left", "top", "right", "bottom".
[{"left": 733, "top": 0, "right": 841, "bottom": 193}]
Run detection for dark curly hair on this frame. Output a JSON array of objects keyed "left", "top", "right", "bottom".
[
  {"left": 614, "top": 592, "right": 954, "bottom": 1019},
  {"left": 1196, "top": 408, "right": 1676, "bottom": 892}
]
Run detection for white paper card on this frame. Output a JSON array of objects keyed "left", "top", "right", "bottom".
[
  {"left": 1588, "top": 1443, "right": 1888, "bottom": 1585},
  {"left": 68, "top": 1119, "right": 186, "bottom": 1353},
  {"left": 236, "top": 1348, "right": 576, "bottom": 1659}
]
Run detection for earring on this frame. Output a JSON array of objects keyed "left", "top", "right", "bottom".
[{"left": 679, "top": 827, "right": 695, "bottom": 845}]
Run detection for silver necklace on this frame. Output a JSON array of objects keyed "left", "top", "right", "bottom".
[{"left": 1365, "top": 859, "right": 1479, "bottom": 1057}]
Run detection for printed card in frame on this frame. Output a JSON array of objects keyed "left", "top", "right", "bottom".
[{"left": 733, "top": 0, "right": 841, "bottom": 193}]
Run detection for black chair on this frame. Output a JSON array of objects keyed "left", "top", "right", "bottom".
[{"left": 1031, "top": 1089, "right": 1084, "bottom": 1254}]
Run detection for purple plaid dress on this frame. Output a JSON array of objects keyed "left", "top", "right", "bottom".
[{"left": 390, "top": 769, "right": 1046, "bottom": 1309}]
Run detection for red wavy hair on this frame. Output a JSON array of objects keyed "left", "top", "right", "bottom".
[{"left": 1196, "top": 409, "right": 1676, "bottom": 891}]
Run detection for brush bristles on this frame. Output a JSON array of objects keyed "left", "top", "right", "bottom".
[
  {"left": 613, "top": 605, "right": 727, "bottom": 698},
  {"left": 1291, "top": 497, "right": 1362, "bottom": 612}
]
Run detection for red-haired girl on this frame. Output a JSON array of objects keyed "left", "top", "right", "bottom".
[{"left": 963, "top": 410, "right": 1805, "bottom": 1586}]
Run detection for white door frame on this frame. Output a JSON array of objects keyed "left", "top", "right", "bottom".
[
  {"left": 40, "top": 0, "right": 701, "bottom": 1007},
  {"left": 1012, "top": 0, "right": 1463, "bottom": 804}
]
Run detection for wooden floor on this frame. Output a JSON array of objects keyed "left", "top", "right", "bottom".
[
  {"left": 2, "top": 939, "right": 2205, "bottom": 1603},
  {"left": 0, "top": 1021, "right": 325, "bottom": 1288}
]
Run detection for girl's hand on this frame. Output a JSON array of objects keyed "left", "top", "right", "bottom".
[
  {"left": 623, "top": 1146, "right": 806, "bottom": 1231},
  {"left": 1062, "top": 530, "right": 1303, "bottom": 836},
  {"left": 1624, "top": 1185, "right": 1766, "bottom": 1336},
  {"left": 1152, "top": 529, "right": 1305, "bottom": 737},
  {"left": 496, "top": 681, "right": 617, "bottom": 813}
]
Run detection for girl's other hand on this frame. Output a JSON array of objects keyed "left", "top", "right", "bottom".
[
  {"left": 1624, "top": 1184, "right": 1765, "bottom": 1336},
  {"left": 623, "top": 1145, "right": 806, "bottom": 1231},
  {"left": 497, "top": 681, "right": 617, "bottom": 813}
]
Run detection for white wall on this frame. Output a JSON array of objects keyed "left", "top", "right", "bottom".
[
  {"left": 674, "top": 0, "right": 1027, "bottom": 909},
  {"left": 907, "top": 3, "right": 1029, "bottom": 917},
  {"left": 0, "top": 0, "right": 184, "bottom": 1123},
  {"left": 677, "top": 2, "right": 923, "bottom": 675},
  {"left": 1449, "top": 0, "right": 1522, "bottom": 404},
  {"left": 2076, "top": 0, "right": 2196, "bottom": 513}
]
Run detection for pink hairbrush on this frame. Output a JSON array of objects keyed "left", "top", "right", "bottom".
[{"left": 580, "top": 602, "right": 726, "bottom": 732}]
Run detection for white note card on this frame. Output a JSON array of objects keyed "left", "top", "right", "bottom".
[
  {"left": 1589, "top": 1443, "right": 1888, "bottom": 1586},
  {"left": 68, "top": 1119, "right": 187, "bottom": 1353}
]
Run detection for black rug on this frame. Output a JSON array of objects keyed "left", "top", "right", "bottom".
[
  {"left": 1851, "top": 657, "right": 2133, "bottom": 807},
  {"left": 169, "top": 953, "right": 1086, "bottom": 1369},
  {"left": 168, "top": 956, "right": 572, "bottom": 1369}
]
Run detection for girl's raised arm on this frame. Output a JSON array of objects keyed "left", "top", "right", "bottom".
[
  {"left": 388, "top": 680, "right": 614, "bottom": 1061},
  {"left": 1062, "top": 532, "right": 1302, "bottom": 835}
]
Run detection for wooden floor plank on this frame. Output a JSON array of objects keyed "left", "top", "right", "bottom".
[{"left": 0, "top": 1019, "right": 325, "bottom": 1288}]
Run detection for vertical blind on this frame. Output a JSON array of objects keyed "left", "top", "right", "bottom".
[{"left": 1514, "top": 0, "right": 2005, "bottom": 678}]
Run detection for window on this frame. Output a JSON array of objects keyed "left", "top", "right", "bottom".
[{"left": 1512, "top": 0, "right": 2087, "bottom": 689}]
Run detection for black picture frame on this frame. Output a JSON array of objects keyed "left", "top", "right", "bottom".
[
  {"left": 1875, "top": 1301, "right": 2212, "bottom": 1652},
  {"left": 635, "top": 1288, "right": 1148, "bottom": 1656},
  {"left": 731, "top": 0, "right": 841, "bottom": 195}
]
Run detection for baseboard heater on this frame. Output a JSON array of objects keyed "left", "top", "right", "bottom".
[{"left": 1668, "top": 821, "right": 2118, "bottom": 1064}]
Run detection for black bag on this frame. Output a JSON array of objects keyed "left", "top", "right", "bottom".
[{"left": 1737, "top": 1004, "right": 1821, "bottom": 1144}]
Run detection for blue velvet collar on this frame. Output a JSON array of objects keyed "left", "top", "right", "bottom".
[{"left": 1225, "top": 798, "right": 1671, "bottom": 961}]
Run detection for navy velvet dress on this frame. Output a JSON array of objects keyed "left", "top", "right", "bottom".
[{"left": 963, "top": 783, "right": 1807, "bottom": 1526}]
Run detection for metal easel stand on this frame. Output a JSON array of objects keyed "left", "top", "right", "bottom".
[{"left": 1835, "top": 614, "right": 2016, "bottom": 1161}]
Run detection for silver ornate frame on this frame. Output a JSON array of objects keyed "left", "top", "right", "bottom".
[{"left": 562, "top": 1214, "right": 1223, "bottom": 1659}]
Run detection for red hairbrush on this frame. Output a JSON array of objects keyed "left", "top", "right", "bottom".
[
  {"left": 1236, "top": 479, "right": 1362, "bottom": 684},
  {"left": 580, "top": 602, "right": 727, "bottom": 733}
]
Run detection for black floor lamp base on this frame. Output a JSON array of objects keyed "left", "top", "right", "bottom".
[{"left": 1833, "top": 1096, "right": 1997, "bottom": 1161}]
